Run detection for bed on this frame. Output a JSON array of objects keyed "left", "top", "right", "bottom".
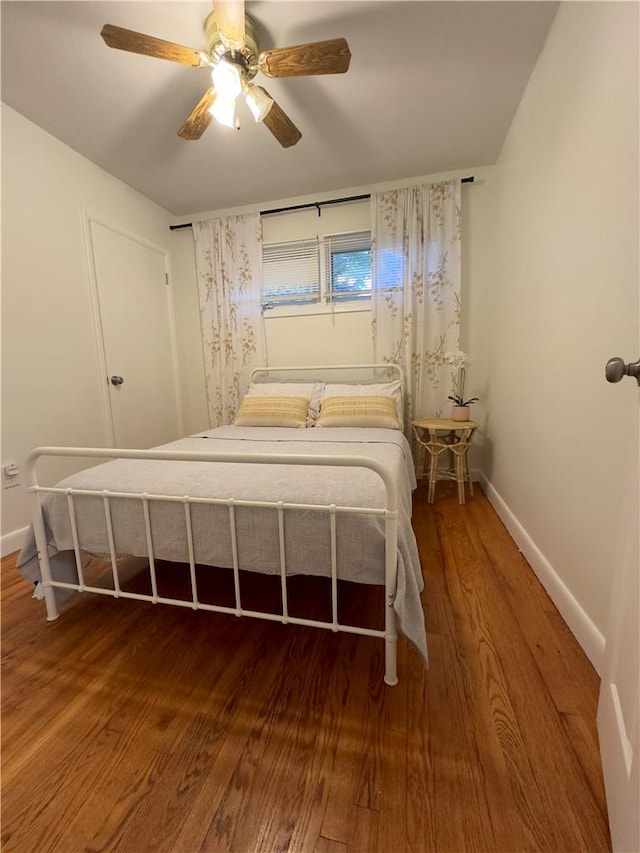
[{"left": 18, "top": 364, "right": 428, "bottom": 685}]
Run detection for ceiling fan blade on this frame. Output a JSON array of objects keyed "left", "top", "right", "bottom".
[
  {"left": 213, "top": 0, "right": 246, "bottom": 50},
  {"left": 177, "top": 88, "right": 217, "bottom": 140},
  {"left": 259, "top": 38, "right": 351, "bottom": 78},
  {"left": 262, "top": 99, "right": 302, "bottom": 148},
  {"left": 101, "top": 24, "right": 209, "bottom": 68}
]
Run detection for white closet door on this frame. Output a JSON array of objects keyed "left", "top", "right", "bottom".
[
  {"left": 89, "top": 220, "right": 181, "bottom": 448},
  {"left": 598, "top": 347, "right": 640, "bottom": 851},
  {"left": 597, "top": 478, "right": 639, "bottom": 853}
]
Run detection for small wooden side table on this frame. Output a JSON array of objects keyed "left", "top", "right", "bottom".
[{"left": 412, "top": 417, "right": 478, "bottom": 505}]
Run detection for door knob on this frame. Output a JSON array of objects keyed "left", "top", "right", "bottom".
[
  {"left": 110, "top": 375, "right": 124, "bottom": 386},
  {"left": 605, "top": 357, "right": 640, "bottom": 386}
]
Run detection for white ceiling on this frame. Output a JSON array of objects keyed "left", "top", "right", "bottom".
[{"left": 1, "top": 1, "right": 558, "bottom": 216}]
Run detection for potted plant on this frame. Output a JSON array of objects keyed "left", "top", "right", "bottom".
[{"left": 448, "top": 367, "right": 478, "bottom": 421}]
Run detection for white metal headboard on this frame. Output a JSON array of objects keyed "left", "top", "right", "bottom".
[{"left": 250, "top": 363, "right": 403, "bottom": 385}]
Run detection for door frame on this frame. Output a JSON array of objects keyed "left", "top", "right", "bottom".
[{"left": 81, "top": 210, "right": 184, "bottom": 446}]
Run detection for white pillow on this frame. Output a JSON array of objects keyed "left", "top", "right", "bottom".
[
  {"left": 247, "top": 382, "right": 324, "bottom": 425},
  {"left": 321, "top": 381, "right": 403, "bottom": 423}
]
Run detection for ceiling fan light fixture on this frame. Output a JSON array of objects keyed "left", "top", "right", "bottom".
[
  {"left": 211, "top": 58, "right": 243, "bottom": 101},
  {"left": 244, "top": 84, "right": 274, "bottom": 122},
  {"left": 100, "top": 10, "right": 351, "bottom": 147},
  {"left": 209, "top": 96, "right": 237, "bottom": 129}
]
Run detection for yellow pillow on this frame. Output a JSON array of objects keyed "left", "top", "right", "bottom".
[
  {"left": 316, "top": 396, "right": 401, "bottom": 429},
  {"left": 234, "top": 395, "right": 309, "bottom": 428}
]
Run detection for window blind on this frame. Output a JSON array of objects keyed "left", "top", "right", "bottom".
[
  {"left": 262, "top": 238, "right": 320, "bottom": 307},
  {"left": 262, "top": 230, "right": 372, "bottom": 308}
]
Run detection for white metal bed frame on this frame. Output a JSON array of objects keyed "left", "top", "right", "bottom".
[{"left": 25, "top": 364, "right": 406, "bottom": 686}]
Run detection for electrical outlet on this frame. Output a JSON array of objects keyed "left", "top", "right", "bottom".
[{"left": 2, "top": 463, "right": 21, "bottom": 489}]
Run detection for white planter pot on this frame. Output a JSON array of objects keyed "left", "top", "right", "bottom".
[{"left": 452, "top": 406, "right": 470, "bottom": 421}]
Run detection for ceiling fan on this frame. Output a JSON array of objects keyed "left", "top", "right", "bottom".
[{"left": 101, "top": 0, "right": 351, "bottom": 148}]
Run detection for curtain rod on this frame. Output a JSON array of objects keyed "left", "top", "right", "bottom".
[{"left": 169, "top": 176, "right": 475, "bottom": 231}]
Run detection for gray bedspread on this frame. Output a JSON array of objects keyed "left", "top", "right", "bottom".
[{"left": 18, "top": 426, "right": 428, "bottom": 664}]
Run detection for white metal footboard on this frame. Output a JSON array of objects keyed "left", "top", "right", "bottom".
[{"left": 25, "top": 447, "right": 401, "bottom": 686}]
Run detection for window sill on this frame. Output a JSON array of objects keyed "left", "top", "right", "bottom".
[{"left": 262, "top": 302, "right": 372, "bottom": 320}]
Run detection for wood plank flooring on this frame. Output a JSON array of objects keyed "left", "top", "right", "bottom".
[{"left": 1, "top": 484, "right": 611, "bottom": 852}]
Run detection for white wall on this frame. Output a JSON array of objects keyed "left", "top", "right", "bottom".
[
  {"left": 1, "top": 105, "right": 176, "bottom": 550},
  {"left": 170, "top": 167, "right": 495, "bottom": 450},
  {"left": 485, "top": 2, "right": 639, "bottom": 670}
]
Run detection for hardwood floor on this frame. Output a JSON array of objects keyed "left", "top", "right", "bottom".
[{"left": 1, "top": 484, "right": 611, "bottom": 852}]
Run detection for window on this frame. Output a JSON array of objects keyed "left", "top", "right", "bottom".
[
  {"left": 262, "top": 231, "right": 371, "bottom": 311},
  {"left": 326, "top": 232, "right": 372, "bottom": 302},
  {"left": 262, "top": 238, "right": 319, "bottom": 308}
]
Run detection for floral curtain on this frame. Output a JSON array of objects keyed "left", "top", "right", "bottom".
[
  {"left": 371, "top": 180, "right": 464, "bottom": 431},
  {"left": 193, "top": 213, "right": 265, "bottom": 427}
]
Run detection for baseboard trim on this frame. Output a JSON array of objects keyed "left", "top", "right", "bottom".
[
  {"left": 478, "top": 473, "right": 605, "bottom": 675},
  {"left": 1, "top": 526, "right": 28, "bottom": 558}
]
